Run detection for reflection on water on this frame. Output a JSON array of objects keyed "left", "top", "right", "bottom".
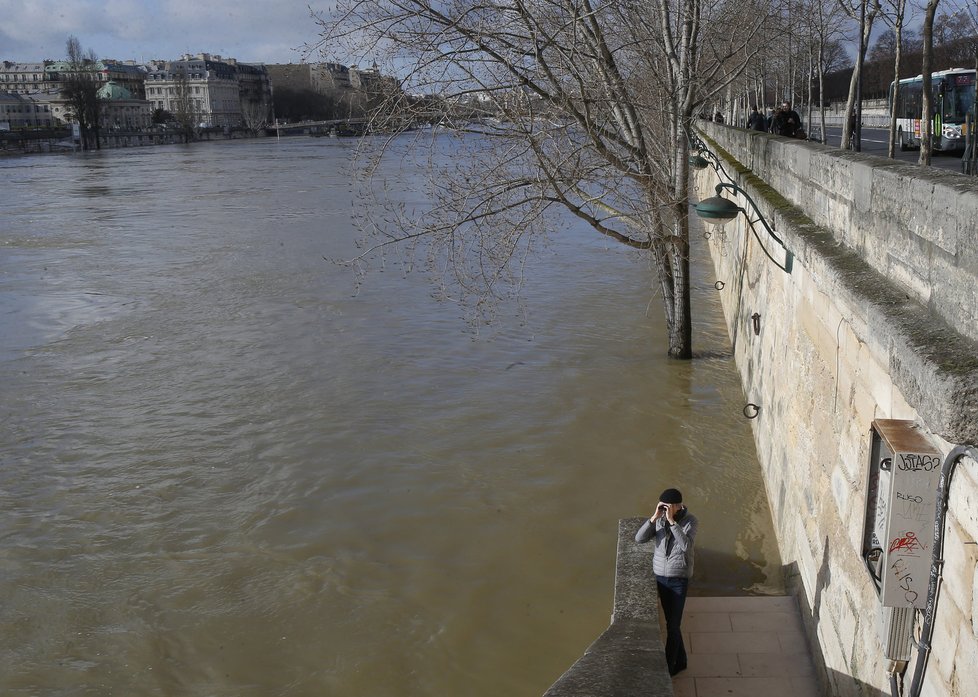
[{"left": 0, "top": 137, "right": 781, "bottom": 697}]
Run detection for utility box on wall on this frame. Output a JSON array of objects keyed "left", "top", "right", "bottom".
[{"left": 862, "top": 419, "right": 942, "bottom": 609}]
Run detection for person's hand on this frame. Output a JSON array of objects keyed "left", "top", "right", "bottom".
[
  {"left": 651, "top": 503, "right": 667, "bottom": 523},
  {"left": 664, "top": 504, "right": 677, "bottom": 525}
]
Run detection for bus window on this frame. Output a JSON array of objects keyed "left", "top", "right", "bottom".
[
  {"left": 948, "top": 73, "right": 975, "bottom": 121},
  {"left": 902, "top": 82, "right": 922, "bottom": 119},
  {"left": 947, "top": 73, "right": 976, "bottom": 122}
]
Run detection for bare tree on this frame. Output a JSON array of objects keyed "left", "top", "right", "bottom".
[
  {"left": 805, "top": 0, "right": 849, "bottom": 143},
  {"left": 919, "top": 0, "right": 942, "bottom": 164},
  {"left": 838, "top": 0, "right": 882, "bottom": 149},
  {"left": 880, "top": 0, "right": 912, "bottom": 157},
  {"left": 241, "top": 99, "right": 271, "bottom": 133},
  {"left": 171, "top": 66, "right": 202, "bottom": 142},
  {"left": 313, "top": 0, "right": 776, "bottom": 358},
  {"left": 61, "top": 35, "right": 102, "bottom": 150},
  {"left": 932, "top": 6, "right": 978, "bottom": 65}
]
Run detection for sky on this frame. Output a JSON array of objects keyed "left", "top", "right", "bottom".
[{"left": 0, "top": 0, "right": 336, "bottom": 65}]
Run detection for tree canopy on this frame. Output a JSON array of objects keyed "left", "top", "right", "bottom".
[
  {"left": 313, "top": 0, "right": 777, "bottom": 357},
  {"left": 61, "top": 35, "right": 102, "bottom": 150}
]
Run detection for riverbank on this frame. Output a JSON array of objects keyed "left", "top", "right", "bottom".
[{"left": 0, "top": 126, "right": 268, "bottom": 155}]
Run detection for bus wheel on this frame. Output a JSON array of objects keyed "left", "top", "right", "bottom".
[{"left": 898, "top": 128, "right": 908, "bottom": 151}]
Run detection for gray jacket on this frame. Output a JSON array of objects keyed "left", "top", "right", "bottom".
[{"left": 635, "top": 510, "right": 698, "bottom": 578}]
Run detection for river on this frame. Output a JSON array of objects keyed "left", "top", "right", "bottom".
[{"left": 0, "top": 135, "right": 782, "bottom": 696}]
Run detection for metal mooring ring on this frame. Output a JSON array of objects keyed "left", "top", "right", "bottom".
[
  {"left": 714, "top": 280, "right": 725, "bottom": 291},
  {"left": 743, "top": 403, "right": 761, "bottom": 419}
]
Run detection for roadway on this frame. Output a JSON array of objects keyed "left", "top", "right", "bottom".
[{"left": 816, "top": 126, "right": 970, "bottom": 174}]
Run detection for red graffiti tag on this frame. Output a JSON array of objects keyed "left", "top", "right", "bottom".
[{"left": 889, "top": 531, "right": 925, "bottom": 555}]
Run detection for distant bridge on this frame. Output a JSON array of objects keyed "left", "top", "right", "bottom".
[
  {"left": 266, "top": 112, "right": 451, "bottom": 138},
  {"left": 263, "top": 110, "right": 497, "bottom": 138},
  {"left": 266, "top": 118, "right": 372, "bottom": 138}
]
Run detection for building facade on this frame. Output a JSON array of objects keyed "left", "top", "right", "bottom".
[
  {"left": 145, "top": 54, "right": 269, "bottom": 128},
  {"left": 0, "top": 62, "right": 50, "bottom": 94},
  {"left": 266, "top": 62, "right": 354, "bottom": 95},
  {"left": 0, "top": 92, "right": 54, "bottom": 129},
  {"left": 97, "top": 82, "right": 152, "bottom": 130},
  {"left": 41, "top": 59, "right": 147, "bottom": 98}
]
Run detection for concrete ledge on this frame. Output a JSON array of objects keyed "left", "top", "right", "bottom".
[{"left": 544, "top": 518, "right": 672, "bottom": 697}]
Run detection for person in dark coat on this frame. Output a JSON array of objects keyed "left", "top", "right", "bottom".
[
  {"left": 771, "top": 101, "right": 802, "bottom": 137},
  {"left": 747, "top": 107, "right": 767, "bottom": 131}
]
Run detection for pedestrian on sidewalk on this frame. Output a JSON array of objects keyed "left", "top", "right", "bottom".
[
  {"left": 747, "top": 106, "right": 767, "bottom": 132},
  {"left": 771, "top": 101, "right": 802, "bottom": 137},
  {"left": 635, "top": 488, "right": 698, "bottom": 676}
]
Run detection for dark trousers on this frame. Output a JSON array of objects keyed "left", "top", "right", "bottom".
[{"left": 656, "top": 574, "right": 689, "bottom": 675}]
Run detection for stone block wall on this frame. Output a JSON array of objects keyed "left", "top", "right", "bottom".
[{"left": 693, "top": 122, "right": 978, "bottom": 697}]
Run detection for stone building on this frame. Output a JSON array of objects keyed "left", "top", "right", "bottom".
[
  {"left": 96, "top": 82, "right": 152, "bottom": 130},
  {"left": 349, "top": 64, "right": 399, "bottom": 96},
  {"left": 42, "top": 59, "right": 147, "bottom": 98},
  {"left": 28, "top": 81, "right": 151, "bottom": 131},
  {"left": 0, "top": 62, "right": 50, "bottom": 94},
  {"left": 144, "top": 54, "right": 269, "bottom": 128},
  {"left": 266, "top": 62, "right": 354, "bottom": 94},
  {"left": 233, "top": 59, "right": 273, "bottom": 127},
  {"left": 0, "top": 92, "right": 54, "bottom": 128}
]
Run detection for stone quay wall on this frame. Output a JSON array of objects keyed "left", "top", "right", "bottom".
[{"left": 693, "top": 121, "right": 978, "bottom": 697}]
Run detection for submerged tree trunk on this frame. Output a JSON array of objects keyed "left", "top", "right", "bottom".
[{"left": 667, "top": 231, "right": 692, "bottom": 360}]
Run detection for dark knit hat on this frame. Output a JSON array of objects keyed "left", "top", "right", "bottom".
[{"left": 659, "top": 488, "right": 683, "bottom": 504}]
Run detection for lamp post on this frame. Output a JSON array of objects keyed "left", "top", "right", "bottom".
[
  {"left": 687, "top": 134, "right": 793, "bottom": 273},
  {"left": 693, "top": 182, "right": 793, "bottom": 274}
]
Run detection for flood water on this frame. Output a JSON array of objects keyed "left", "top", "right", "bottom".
[{"left": 0, "top": 136, "right": 782, "bottom": 696}]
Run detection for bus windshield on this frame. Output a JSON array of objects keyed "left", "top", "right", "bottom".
[{"left": 942, "top": 73, "right": 976, "bottom": 122}]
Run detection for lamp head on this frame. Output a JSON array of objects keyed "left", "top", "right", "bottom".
[
  {"left": 689, "top": 154, "right": 710, "bottom": 170},
  {"left": 693, "top": 195, "right": 740, "bottom": 224}
]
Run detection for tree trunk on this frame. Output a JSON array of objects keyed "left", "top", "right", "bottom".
[
  {"left": 919, "top": 0, "right": 941, "bottom": 166},
  {"left": 806, "top": 46, "right": 814, "bottom": 137},
  {"left": 667, "top": 232, "right": 692, "bottom": 360},
  {"left": 888, "top": 24, "right": 903, "bottom": 159},
  {"left": 842, "top": 0, "right": 876, "bottom": 150},
  {"left": 666, "top": 125, "right": 693, "bottom": 360},
  {"left": 818, "top": 40, "right": 827, "bottom": 144}
]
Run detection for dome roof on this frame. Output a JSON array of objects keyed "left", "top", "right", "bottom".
[{"left": 97, "top": 81, "right": 133, "bottom": 100}]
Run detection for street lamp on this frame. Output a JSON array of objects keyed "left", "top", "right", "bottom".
[
  {"left": 687, "top": 132, "right": 730, "bottom": 177},
  {"left": 692, "top": 192, "right": 740, "bottom": 223},
  {"left": 688, "top": 153, "right": 711, "bottom": 171},
  {"left": 693, "top": 182, "right": 793, "bottom": 274},
  {"left": 687, "top": 132, "right": 793, "bottom": 274}
]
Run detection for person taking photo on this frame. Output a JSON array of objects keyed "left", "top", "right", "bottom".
[{"left": 635, "top": 488, "right": 698, "bottom": 676}]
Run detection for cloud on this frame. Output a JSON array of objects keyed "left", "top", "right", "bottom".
[{"left": 0, "top": 0, "right": 333, "bottom": 64}]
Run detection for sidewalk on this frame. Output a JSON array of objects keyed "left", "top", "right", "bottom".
[{"left": 671, "top": 596, "right": 821, "bottom": 697}]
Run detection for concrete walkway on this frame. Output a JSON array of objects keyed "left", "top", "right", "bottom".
[{"left": 671, "top": 596, "right": 821, "bottom": 697}]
